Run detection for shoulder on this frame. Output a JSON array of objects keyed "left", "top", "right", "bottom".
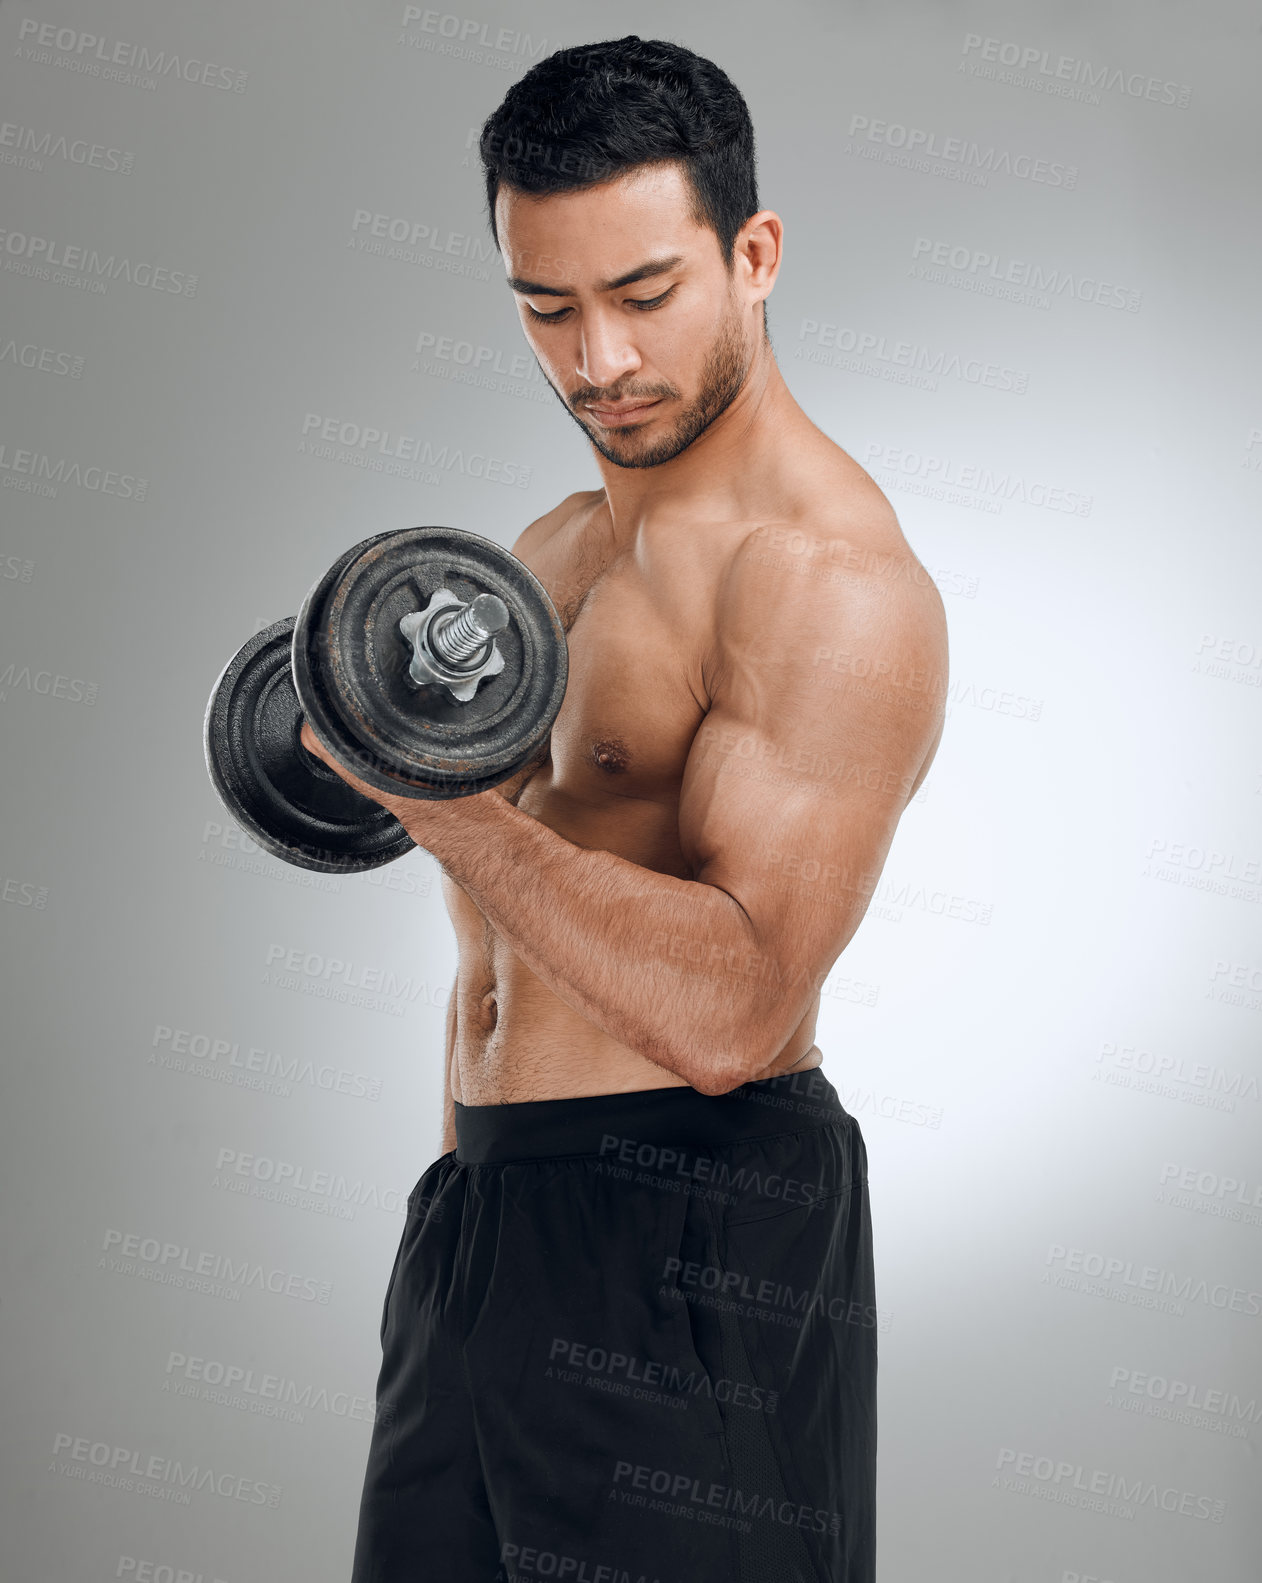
[
  {"left": 703, "top": 473, "right": 947, "bottom": 724},
  {"left": 510, "top": 489, "right": 603, "bottom": 560},
  {"left": 722, "top": 477, "right": 943, "bottom": 636}
]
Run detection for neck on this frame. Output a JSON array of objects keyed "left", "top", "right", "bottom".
[{"left": 591, "top": 335, "right": 801, "bottom": 540}]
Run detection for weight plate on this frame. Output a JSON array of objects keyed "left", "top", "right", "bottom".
[
  {"left": 292, "top": 527, "right": 568, "bottom": 800},
  {"left": 203, "top": 616, "right": 415, "bottom": 874}
]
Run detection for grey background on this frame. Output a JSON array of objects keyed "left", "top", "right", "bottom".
[{"left": 1, "top": 1, "right": 1259, "bottom": 1579}]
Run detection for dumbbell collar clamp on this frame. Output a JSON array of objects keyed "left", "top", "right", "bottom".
[{"left": 398, "top": 587, "right": 507, "bottom": 703}]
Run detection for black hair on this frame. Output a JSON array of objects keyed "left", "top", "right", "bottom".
[{"left": 478, "top": 35, "right": 759, "bottom": 267}]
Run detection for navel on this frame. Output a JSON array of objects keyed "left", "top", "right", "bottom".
[{"left": 475, "top": 988, "right": 498, "bottom": 1031}]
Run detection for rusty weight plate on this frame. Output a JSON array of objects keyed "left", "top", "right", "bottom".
[
  {"left": 291, "top": 526, "right": 568, "bottom": 800},
  {"left": 203, "top": 616, "right": 415, "bottom": 874}
]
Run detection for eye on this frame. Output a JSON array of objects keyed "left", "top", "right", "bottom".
[
  {"left": 525, "top": 303, "right": 572, "bottom": 324},
  {"left": 628, "top": 288, "right": 675, "bottom": 310}
]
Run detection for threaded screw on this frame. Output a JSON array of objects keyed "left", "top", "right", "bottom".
[{"left": 430, "top": 594, "right": 509, "bottom": 665}]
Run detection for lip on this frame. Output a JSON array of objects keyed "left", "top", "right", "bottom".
[{"left": 584, "top": 399, "right": 661, "bottom": 428}]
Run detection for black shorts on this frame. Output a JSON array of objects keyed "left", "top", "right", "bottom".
[{"left": 352, "top": 1069, "right": 877, "bottom": 1583}]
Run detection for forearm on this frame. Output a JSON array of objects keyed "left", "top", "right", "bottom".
[{"left": 417, "top": 795, "right": 769, "bottom": 1092}]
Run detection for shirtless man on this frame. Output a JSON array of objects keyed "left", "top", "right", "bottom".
[{"left": 302, "top": 35, "right": 947, "bottom": 1583}]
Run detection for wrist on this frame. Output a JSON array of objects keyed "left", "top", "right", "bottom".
[{"left": 398, "top": 783, "right": 515, "bottom": 861}]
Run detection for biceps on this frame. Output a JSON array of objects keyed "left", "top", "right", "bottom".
[{"left": 678, "top": 707, "right": 906, "bottom": 954}]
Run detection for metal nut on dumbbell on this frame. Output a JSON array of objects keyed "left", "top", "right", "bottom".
[
  {"left": 398, "top": 589, "right": 508, "bottom": 699},
  {"left": 203, "top": 527, "right": 568, "bottom": 874}
]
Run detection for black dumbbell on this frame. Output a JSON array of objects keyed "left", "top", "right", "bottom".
[{"left": 203, "top": 527, "right": 568, "bottom": 874}]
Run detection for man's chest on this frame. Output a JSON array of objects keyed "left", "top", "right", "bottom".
[{"left": 525, "top": 544, "right": 709, "bottom": 803}]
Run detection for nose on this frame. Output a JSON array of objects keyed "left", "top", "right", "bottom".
[{"left": 576, "top": 310, "right": 641, "bottom": 393}]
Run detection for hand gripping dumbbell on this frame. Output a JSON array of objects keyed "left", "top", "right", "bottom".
[{"left": 203, "top": 527, "right": 568, "bottom": 873}]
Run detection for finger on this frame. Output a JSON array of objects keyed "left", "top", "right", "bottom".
[
  {"left": 299, "top": 721, "right": 386, "bottom": 803},
  {"left": 299, "top": 715, "right": 424, "bottom": 816},
  {"left": 298, "top": 720, "right": 339, "bottom": 770}
]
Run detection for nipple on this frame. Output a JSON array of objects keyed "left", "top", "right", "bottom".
[{"left": 591, "top": 737, "right": 629, "bottom": 774}]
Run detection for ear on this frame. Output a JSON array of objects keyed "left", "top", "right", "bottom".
[{"left": 734, "top": 209, "right": 783, "bottom": 308}]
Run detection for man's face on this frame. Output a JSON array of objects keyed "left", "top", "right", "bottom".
[{"left": 496, "top": 163, "right": 756, "bottom": 469}]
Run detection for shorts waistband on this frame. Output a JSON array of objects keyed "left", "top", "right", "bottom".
[{"left": 452, "top": 1069, "right": 847, "bottom": 1165}]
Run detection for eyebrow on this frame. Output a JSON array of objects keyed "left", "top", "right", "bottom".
[{"left": 507, "top": 253, "right": 685, "bottom": 298}]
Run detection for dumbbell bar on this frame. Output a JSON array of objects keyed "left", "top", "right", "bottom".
[{"left": 203, "top": 527, "right": 568, "bottom": 874}]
